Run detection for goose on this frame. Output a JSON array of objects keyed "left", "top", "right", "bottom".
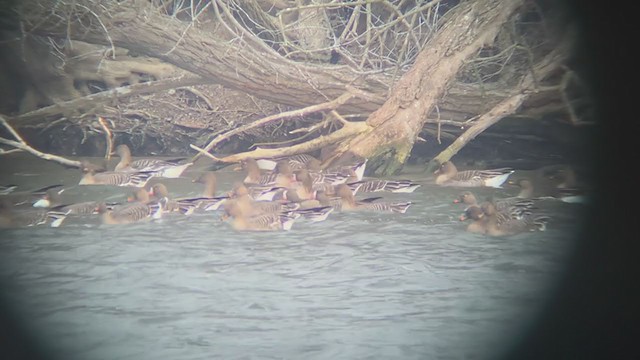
[
  {"left": 434, "top": 161, "right": 514, "bottom": 188},
  {"left": 460, "top": 202, "right": 549, "bottom": 236},
  {"left": 98, "top": 188, "right": 165, "bottom": 224},
  {"left": 114, "top": 144, "right": 192, "bottom": 178}
]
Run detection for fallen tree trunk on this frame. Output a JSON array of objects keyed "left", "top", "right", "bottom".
[{"left": 17, "top": 0, "right": 553, "bottom": 123}]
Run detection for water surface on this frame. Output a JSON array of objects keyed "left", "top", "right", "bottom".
[{"left": 0, "top": 154, "right": 582, "bottom": 359}]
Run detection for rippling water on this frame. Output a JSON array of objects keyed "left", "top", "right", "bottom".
[{"left": 0, "top": 155, "right": 582, "bottom": 360}]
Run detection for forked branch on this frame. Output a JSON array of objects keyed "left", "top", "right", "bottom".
[
  {"left": 1, "top": 116, "right": 82, "bottom": 168},
  {"left": 190, "top": 86, "right": 376, "bottom": 162}
]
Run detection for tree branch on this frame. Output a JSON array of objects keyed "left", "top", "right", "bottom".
[
  {"left": 215, "top": 120, "right": 371, "bottom": 163},
  {"left": 190, "top": 87, "right": 372, "bottom": 161},
  {"left": 10, "top": 74, "right": 206, "bottom": 125}
]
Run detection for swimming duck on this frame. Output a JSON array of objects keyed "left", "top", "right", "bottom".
[{"left": 434, "top": 161, "right": 514, "bottom": 188}]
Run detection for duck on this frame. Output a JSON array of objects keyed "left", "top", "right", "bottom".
[
  {"left": 460, "top": 202, "right": 549, "bottom": 237},
  {"left": 434, "top": 161, "right": 514, "bottom": 188},
  {"left": 0, "top": 199, "right": 68, "bottom": 228},
  {"left": 222, "top": 199, "right": 299, "bottom": 231},
  {"left": 98, "top": 188, "right": 165, "bottom": 224},
  {"left": 113, "top": 144, "right": 192, "bottom": 178}
]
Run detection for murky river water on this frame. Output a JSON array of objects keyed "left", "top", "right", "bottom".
[{"left": 0, "top": 154, "right": 583, "bottom": 359}]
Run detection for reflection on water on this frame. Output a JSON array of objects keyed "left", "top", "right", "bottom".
[{"left": 0, "top": 154, "right": 582, "bottom": 359}]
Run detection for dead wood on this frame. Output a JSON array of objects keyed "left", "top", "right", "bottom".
[
  {"left": 428, "top": 33, "right": 573, "bottom": 171},
  {"left": 0, "top": 115, "right": 82, "bottom": 168},
  {"left": 11, "top": 75, "right": 206, "bottom": 125}
]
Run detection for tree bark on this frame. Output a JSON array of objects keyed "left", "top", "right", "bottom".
[
  {"left": 329, "top": 0, "right": 524, "bottom": 175},
  {"left": 18, "top": 0, "right": 533, "bottom": 122},
  {"left": 19, "top": 0, "right": 386, "bottom": 114},
  {"left": 11, "top": 74, "right": 205, "bottom": 125}
]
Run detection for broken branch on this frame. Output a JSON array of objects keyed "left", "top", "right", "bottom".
[
  {"left": 11, "top": 75, "right": 206, "bottom": 125},
  {"left": 190, "top": 89, "right": 364, "bottom": 162},
  {"left": 0, "top": 138, "right": 82, "bottom": 168},
  {"left": 215, "top": 120, "right": 371, "bottom": 163},
  {"left": 98, "top": 116, "right": 113, "bottom": 160}
]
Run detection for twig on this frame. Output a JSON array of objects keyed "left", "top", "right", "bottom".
[
  {"left": 98, "top": 116, "right": 113, "bottom": 160},
  {"left": 189, "top": 144, "right": 223, "bottom": 162},
  {"left": 178, "top": 86, "right": 214, "bottom": 110},
  {"left": 251, "top": 130, "right": 316, "bottom": 149},
  {"left": 164, "top": 21, "right": 193, "bottom": 56},
  {"left": 429, "top": 92, "right": 527, "bottom": 169},
  {"left": 76, "top": 4, "right": 116, "bottom": 60},
  {"left": 435, "top": 104, "right": 441, "bottom": 144},
  {"left": 330, "top": 110, "right": 349, "bottom": 126},
  {"left": 190, "top": 90, "right": 359, "bottom": 162},
  {"left": 289, "top": 118, "right": 331, "bottom": 134},
  {"left": 0, "top": 148, "right": 23, "bottom": 155},
  {"left": 0, "top": 137, "right": 82, "bottom": 168},
  {"left": 0, "top": 115, "right": 27, "bottom": 144},
  {"left": 216, "top": 120, "right": 371, "bottom": 163},
  {"left": 12, "top": 75, "right": 206, "bottom": 125}
]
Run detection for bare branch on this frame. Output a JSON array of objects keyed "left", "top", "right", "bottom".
[
  {"left": 190, "top": 88, "right": 369, "bottom": 161},
  {"left": 216, "top": 120, "right": 371, "bottom": 163},
  {"left": 0, "top": 133, "right": 82, "bottom": 168},
  {"left": 11, "top": 75, "right": 207, "bottom": 125},
  {"left": 98, "top": 116, "right": 113, "bottom": 160}
]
